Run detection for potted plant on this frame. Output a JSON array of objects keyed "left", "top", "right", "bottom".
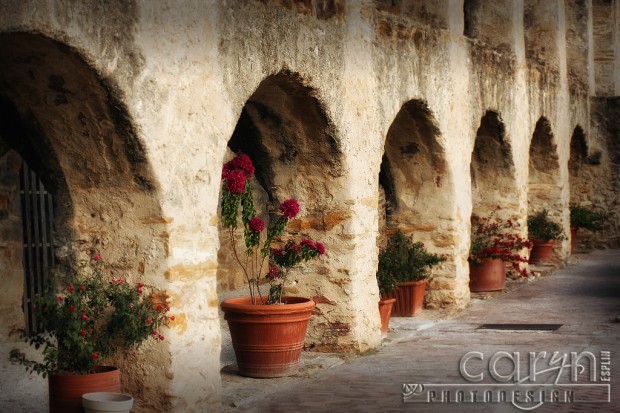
[
  {"left": 569, "top": 205, "right": 607, "bottom": 254},
  {"left": 469, "top": 208, "right": 531, "bottom": 292},
  {"left": 9, "top": 254, "right": 171, "bottom": 413},
  {"left": 219, "top": 153, "right": 325, "bottom": 378},
  {"left": 376, "top": 255, "right": 398, "bottom": 337},
  {"left": 378, "top": 230, "right": 445, "bottom": 316},
  {"left": 527, "top": 209, "right": 564, "bottom": 264}
]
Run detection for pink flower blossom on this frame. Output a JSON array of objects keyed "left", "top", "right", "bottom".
[
  {"left": 225, "top": 169, "right": 246, "bottom": 194},
  {"left": 301, "top": 239, "right": 315, "bottom": 249},
  {"left": 267, "top": 266, "right": 280, "bottom": 280},
  {"left": 230, "top": 153, "right": 255, "bottom": 177},
  {"left": 316, "top": 242, "right": 326, "bottom": 255},
  {"left": 82, "top": 314, "right": 88, "bottom": 321},
  {"left": 248, "top": 216, "right": 265, "bottom": 232},
  {"left": 279, "top": 199, "right": 300, "bottom": 219},
  {"left": 94, "top": 255, "right": 101, "bottom": 261}
]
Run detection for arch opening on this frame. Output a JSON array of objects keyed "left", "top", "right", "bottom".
[{"left": 0, "top": 32, "right": 170, "bottom": 411}]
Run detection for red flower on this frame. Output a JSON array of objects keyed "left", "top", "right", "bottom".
[
  {"left": 301, "top": 239, "right": 315, "bottom": 249},
  {"left": 230, "top": 153, "right": 255, "bottom": 178},
  {"left": 152, "top": 329, "right": 157, "bottom": 336},
  {"left": 57, "top": 296, "right": 63, "bottom": 303},
  {"left": 166, "top": 305, "right": 171, "bottom": 312},
  {"left": 267, "top": 266, "right": 280, "bottom": 280},
  {"left": 156, "top": 305, "right": 163, "bottom": 311},
  {"left": 159, "top": 335, "right": 165, "bottom": 341},
  {"left": 169, "top": 315, "right": 175, "bottom": 321},
  {"left": 316, "top": 242, "right": 326, "bottom": 255},
  {"left": 80, "top": 284, "right": 85, "bottom": 292},
  {"left": 69, "top": 305, "right": 75, "bottom": 313},
  {"left": 271, "top": 248, "right": 283, "bottom": 257},
  {"left": 225, "top": 169, "right": 246, "bottom": 194},
  {"left": 147, "top": 318, "right": 153, "bottom": 325},
  {"left": 248, "top": 216, "right": 265, "bottom": 232},
  {"left": 82, "top": 314, "right": 88, "bottom": 321},
  {"left": 279, "top": 199, "right": 300, "bottom": 219},
  {"left": 221, "top": 162, "right": 232, "bottom": 180},
  {"left": 94, "top": 255, "right": 101, "bottom": 261},
  {"left": 67, "top": 283, "right": 74, "bottom": 292},
  {"left": 80, "top": 329, "right": 86, "bottom": 336},
  {"left": 137, "top": 283, "right": 144, "bottom": 294},
  {"left": 92, "top": 352, "right": 99, "bottom": 361}
]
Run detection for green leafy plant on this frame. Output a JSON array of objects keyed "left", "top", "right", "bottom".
[
  {"left": 527, "top": 209, "right": 564, "bottom": 241},
  {"left": 10, "top": 255, "right": 172, "bottom": 376},
  {"left": 376, "top": 230, "right": 445, "bottom": 295},
  {"left": 220, "top": 153, "right": 325, "bottom": 305},
  {"left": 570, "top": 205, "right": 607, "bottom": 231},
  {"left": 469, "top": 208, "right": 532, "bottom": 277}
]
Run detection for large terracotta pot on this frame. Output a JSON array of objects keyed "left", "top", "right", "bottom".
[
  {"left": 529, "top": 239, "right": 555, "bottom": 264},
  {"left": 469, "top": 258, "right": 506, "bottom": 292},
  {"left": 570, "top": 226, "right": 578, "bottom": 255},
  {"left": 378, "top": 297, "right": 396, "bottom": 337},
  {"left": 221, "top": 296, "right": 315, "bottom": 378},
  {"left": 383, "top": 280, "right": 426, "bottom": 317},
  {"left": 49, "top": 366, "right": 121, "bottom": 413}
]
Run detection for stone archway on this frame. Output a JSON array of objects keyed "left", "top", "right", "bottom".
[
  {"left": 470, "top": 111, "right": 519, "bottom": 217},
  {"left": 528, "top": 117, "right": 562, "bottom": 223},
  {"left": 217, "top": 71, "right": 358, "bottom": 350},
  {"left": 569, "top": 125, "right": 590, "bottom": 203},
  {"left": 379, "top": 99, "right": 458, "bottom": 308},
  {"left": 0, "top": 33, "right": 171, "bottom": 411}
]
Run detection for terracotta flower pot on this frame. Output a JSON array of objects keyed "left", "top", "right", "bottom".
[
  {"left": 378, "top": 297, "right": 396, "bottom": 337},
  {"left": 383, "top": 280, "right": 426, "bottom": 317},
  {"left": 469, "top": 258, "right": 506, "bottom": 292},
  {"left": 49, "top": 366, "right": 121, "bottom": 413},
  {"left": 221, "top": 296, "right": 315, "bottom": 378},
  {"left": 529, "top": 239, "right": 555, "bottom": 264},
  {"left": 570, "top": 226, "right": 577, "bottom": 255}
]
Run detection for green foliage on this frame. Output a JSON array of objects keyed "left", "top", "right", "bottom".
[
  {"left": 527, "top": 209, "right": 564, "bottom": 241},
  {"left": 570, "top": 205, "right": 607, "bottom": 231},
  {"left": 376, "top": 231, "right": 445, "bottom": 295},
  {"left": 10, "top": 257, "right": 170, "bottom": 375}
]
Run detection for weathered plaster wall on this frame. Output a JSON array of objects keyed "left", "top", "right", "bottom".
[
  {"left": 0, "top": 0, "right": 618, "bottom": 412},
  {"left": 0, "top": 151, "right": 24, "bottom": 339}
]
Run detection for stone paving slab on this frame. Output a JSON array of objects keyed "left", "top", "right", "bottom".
[{"left": 223, "top": 250, "right": 620, "bottom": 413}]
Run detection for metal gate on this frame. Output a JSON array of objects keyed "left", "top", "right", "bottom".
[{"left": 19, "top": 162, "right": 55, "bottom": 333}]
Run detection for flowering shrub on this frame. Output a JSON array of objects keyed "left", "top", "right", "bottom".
[
  {"left": 469, "top": 208, "right": 532, "bottom": 277},
  {"left": 10, "top": 255, "right": 171, "bottom": 376},
  {"left": 220, "top": 153, "right": 325, "bottom": 304}
]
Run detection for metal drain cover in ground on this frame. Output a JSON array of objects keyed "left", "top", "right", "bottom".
[{"left": 478, "top": 324, "right": 563, "bottom": 331}]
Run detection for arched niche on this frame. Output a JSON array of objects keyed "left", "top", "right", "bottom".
[
  {"left": 470, "top": 111, "right": 519, "bottom": 217},
  {"left": 217, "top": 71, "right": 349, "bottom": 349},
  {"left": 0, "top": 32, "right": 170, "bottom": 411},
  {"left": 379, "top": 100, "right": 456, "bottom": 307},
  {"left": 528, "top": 117, "right": 562, "bottom": 223}
]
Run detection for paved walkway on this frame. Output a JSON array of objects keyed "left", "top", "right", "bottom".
[
  {"left": 223, "top": 250, "right": 620, "bottom": 413},
  {"left": 2, "top": 250, "right": 618, "bottom": 412}
]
